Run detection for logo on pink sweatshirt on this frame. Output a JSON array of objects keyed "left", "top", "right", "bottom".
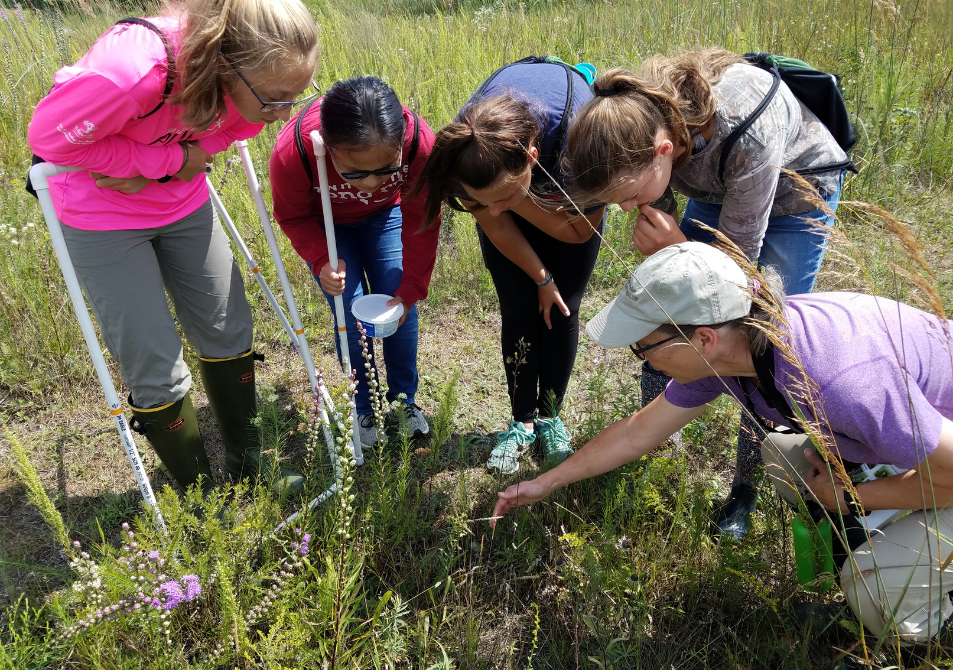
[{"left": 56, "top": 120, "right": 98, "bottom": 145}]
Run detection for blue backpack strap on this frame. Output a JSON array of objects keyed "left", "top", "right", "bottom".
[
  {"left": 114, "top": 18, "right": 175, "bottom": 119},
  {"left": 544, "top": 59, "right": 576, "bottom": 164}
]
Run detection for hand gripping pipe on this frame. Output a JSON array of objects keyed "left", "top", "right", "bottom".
[
  {"left": 28, "top": 162, "right": 167, "bottom": 535},
  {"left": 309, "top": 130, "right": 364, "bottom": 465}
]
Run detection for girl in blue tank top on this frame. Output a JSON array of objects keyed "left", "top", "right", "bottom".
[{"left": 414, "top": 58, "right": 606, "bottom": 475}]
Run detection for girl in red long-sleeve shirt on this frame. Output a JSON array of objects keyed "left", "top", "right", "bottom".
[{"left": 270, "top": 76, "right": 440, "bottom": 447}]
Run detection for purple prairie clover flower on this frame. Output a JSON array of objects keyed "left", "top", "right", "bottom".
[
  {"left": 182, "top": 575, "right": 201, "bottom": 602},
  {"left": 147, "top": 550, "right": 160, "bottom": 560},
  {"left": 0, "top": 8, "right": 7, "bottom": 22},
  {"left": 157, "top": 580, "right": 184, "bottom": 610}
]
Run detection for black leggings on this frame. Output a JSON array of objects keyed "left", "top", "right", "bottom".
[{"left": 478, "top": 213, "right": 604, "bottom": 423}]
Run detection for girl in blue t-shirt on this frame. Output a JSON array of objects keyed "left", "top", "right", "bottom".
[{"left": 415, "top": 58, "right": 606, "bottom": 475}]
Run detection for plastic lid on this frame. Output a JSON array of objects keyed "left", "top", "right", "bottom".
[{"left": 351, "top": 294, "right": 404, "bottom": 324}]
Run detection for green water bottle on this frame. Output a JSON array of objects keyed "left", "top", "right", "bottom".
[{"left": 792, "top": 516, "right": 835, "bottom": 593}]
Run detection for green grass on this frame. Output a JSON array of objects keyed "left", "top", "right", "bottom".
[{"left": 1, "top": 0, "right": 952, "bottom": 667}]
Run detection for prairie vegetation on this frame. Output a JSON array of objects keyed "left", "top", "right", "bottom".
[{"left": 0, "top": 0, "right": 951, "bottom": 667}]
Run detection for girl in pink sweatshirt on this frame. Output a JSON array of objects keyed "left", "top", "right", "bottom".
[{"left": 27, "top": 0, "right": 318, "bottom": 496}]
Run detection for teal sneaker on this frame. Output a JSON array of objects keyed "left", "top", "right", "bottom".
[
  {"left": 486, "top": 421, "right": 536, "bottom": 475},
  {"left": 536, "top": 417, "right": 573, "bottom": 464}
]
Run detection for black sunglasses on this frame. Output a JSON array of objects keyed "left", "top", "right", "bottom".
[
  {"left": 628, "top": 333, "right": 682, "bottom": 360},
  {"left": 328, "top": 147, "right": 404, "bottom": 181},
  {"left": 229, "top": 62, "right": 320, "bottom": 113}
]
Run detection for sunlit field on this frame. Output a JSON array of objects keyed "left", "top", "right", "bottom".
[{"left": 1, "top": 0, "right": 951, "bottom": 667}]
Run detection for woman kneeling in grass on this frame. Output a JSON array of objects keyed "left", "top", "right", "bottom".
[
  {"left": 414, "top": 58, "right": 606, "bottom": 474},
  {"left": 492, "top": 242, "right": 953, "bottom": 644}
]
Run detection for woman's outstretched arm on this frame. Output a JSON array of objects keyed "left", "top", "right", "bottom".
[{"left": 490, "top": 395, "right": 707, "bottom": 525}]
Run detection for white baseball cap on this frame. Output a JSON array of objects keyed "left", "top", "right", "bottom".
[{"left": 586, "top": 242, "right": 752, "bottom": 349}]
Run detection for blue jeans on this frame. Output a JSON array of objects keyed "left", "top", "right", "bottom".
[
  {"left": 679, "top": 173, "right": 844, "bottom": 294},
  {"left": 310, "top": 205, "right": 419, "bottom": 415}
]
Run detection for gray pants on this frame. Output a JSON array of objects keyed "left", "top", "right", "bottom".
[
  {"left": 61, "top": 199, "right": 254, "bottom": 408},
  {"left": 763, "top": 432, "right": 953, "bottom": 643}
]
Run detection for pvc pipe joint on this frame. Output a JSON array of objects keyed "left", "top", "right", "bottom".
[
  {"left": 310, "top": 130, "right": 327, "bottom": 156},
  {"left": 28, "top": 163, "right": 80, "bottom": 192}
]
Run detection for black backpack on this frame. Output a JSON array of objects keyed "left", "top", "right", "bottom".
[
  {"left": 25, "top": 18, "right": 174, "bottom": 198},
  {"left": 718, "top": 52, "right": 858, "bottom": 184},
  {"left": 293, "top": 98, "right": 421, "bottom": 188}
]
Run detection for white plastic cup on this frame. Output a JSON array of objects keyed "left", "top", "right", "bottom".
[{"left": 351, "top": 294, "right": 404, "bottom": 338}]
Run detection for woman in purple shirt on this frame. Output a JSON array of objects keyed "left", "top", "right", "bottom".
[{"left": 492, "top": 242, "right": 953, "bottom": 644}]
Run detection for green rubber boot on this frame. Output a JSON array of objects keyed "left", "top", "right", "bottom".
[
  {"left": 197, "top": 351, "right": 304, "bottom": 496},
  {"left": 129, "top": 392, "right": 215, "bottom": 495}
]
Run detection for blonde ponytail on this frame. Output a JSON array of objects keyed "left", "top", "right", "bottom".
[
  {"left": 169, "top": 0, "right": 318, "bottom": 130},
  {"left": 565, "top": 48, "right": 743, "bottom": 199}
]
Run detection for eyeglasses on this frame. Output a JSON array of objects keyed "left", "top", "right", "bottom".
[
  {"left": 628, "top": 333, "right": 682, "bottom": 360},
  {"left": 229, "top": 62, "right": 320, "bottom": 113},
  {"left": 328, "top": 146, "right": 403, "bottom": 181}
]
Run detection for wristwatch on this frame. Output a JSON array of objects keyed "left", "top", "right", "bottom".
[
  {"left": 158, "top": 142, "right": 190, "bottom": 183},
  {"left": 535, "top": 271, "right": 553, "bottom": 287}
]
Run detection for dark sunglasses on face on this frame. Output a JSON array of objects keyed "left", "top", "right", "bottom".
[
  {"left": 228, "top": 61, "right": 320, "bottom": 113},
  {"left": 329, "top": 147, "right": 403, "bottom": 181}
]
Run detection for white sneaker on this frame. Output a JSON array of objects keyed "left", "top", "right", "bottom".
[
  {"left": 403, "top": 403, "right": 429, "bottom": 436},
  {"left": 358, "top": 414, "right": 380, "bottom": 448}
]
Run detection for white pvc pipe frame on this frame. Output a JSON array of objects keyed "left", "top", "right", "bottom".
[
  {"left": 29, "top": 144, "right": 363, "bottom": 534},
  {"left": 30, "top": 162, "right": 167, "bottom": 534},
  {"left": 308, "top": 131, "right": 363, "bottom": 465},
  {"left": 231, "top": 139, "right": 360, "bottom": 468}
]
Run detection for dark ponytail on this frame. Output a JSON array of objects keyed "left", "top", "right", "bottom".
[
  {"left": 412, "top": 95, "right": 539, "bottom": 230},
  {"left": 319, "top": 76, "right": 405, "bottom": 149}
]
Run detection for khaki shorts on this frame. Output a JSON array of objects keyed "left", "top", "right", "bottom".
[{"left": 762, "top": 431, "right": 953, "bottom": 643}]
